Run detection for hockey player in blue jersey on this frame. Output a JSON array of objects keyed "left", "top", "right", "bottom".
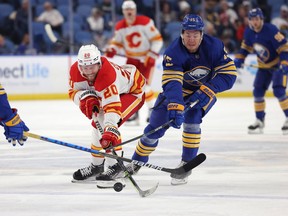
[
  {"left": 0, "top": 83, "right": 29, "bottom": 145},
  {"left": 234, "top": 8, "right": 288, "bottom": 134},
  {"left": 125, "top": 14, "right": 237, "bottom": 185}
]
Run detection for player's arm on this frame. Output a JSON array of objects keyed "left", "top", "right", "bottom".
[
  {"left": 272, "top": 28, "right": 288, "bottom": 74},
  {"left": 162, "top": 54, "right": 185, "bottom": 128},
  {"left": 234, "top": 29, "right": 253, "bottom": 68},
  {"left": 0, "top": 83, "right": 29, "bottom": 146}
]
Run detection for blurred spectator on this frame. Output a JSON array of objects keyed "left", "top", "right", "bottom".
[
  {"left": 10, "top": 0, "right": 29, "bottom": 44},
  {"left": 0, "top": 34, "right": 15, "bottom": 54},
  {"left": 86, "top": 7, "right": 107, "bottom": 50},
  {"left": 36, "top": 1, "right": 64, "bottom": 35},
  {"left": 205, "top": 20, "right": 217, "bottom": 36},
  {"left": 218, "top": 0, "right": 238, "bottom": 25},
  {"left": 234, "top": 4, "right": 249, "bottom": 46},
  {"left": 271, "top": 5, "right": 288, "bottom": 37},
  {"left": 160, "top": 1, "right": 177, "bottom": 24},
  {"left": 256, "top": 0, "right": 271, "bottom": 23},
  {"left": 14, "top": 33, "right": 36, "bottom": 55},
  {"left": 202, "top": 0, "right": 221, "bottom": 33},
  {"left": 178, "top": 1, "right": 192, "bottom": 20}
]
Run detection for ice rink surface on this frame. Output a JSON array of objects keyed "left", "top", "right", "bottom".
[{"left": 0, "top": 97, "right": 287, "bottom": 216}]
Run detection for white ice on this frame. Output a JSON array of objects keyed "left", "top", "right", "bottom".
[{"left": 0, "top": 98, "right": 287, "bottom": 216}]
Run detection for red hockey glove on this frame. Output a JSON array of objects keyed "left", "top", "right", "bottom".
[
  {"left": 100, "top": 125, "right": 121, "bottom": 149},
  {"left": 167, "top": 103, "right": 185, "bottom": 129},
  {"left": 79, "top": 90, "right": 100, "bottom": 119},
  {"left": 144, "top": 50, "right": 158, "bottom": 67},
  {"left": 105, "top": 47, "right": 117, "bottom": 58}
]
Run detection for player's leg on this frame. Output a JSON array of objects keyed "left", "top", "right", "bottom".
[
  {"left": 126, "top": 93, "right": 169, "bottom": 174},
  {"left": 170, "top": 108, "right": 203, "bottom": 185},
  {"left": 272, "top": 70, "right": 288, "bottom": 134},
  {"left": 96, "top": 94, "right": 145, "bottom": 181},
  {"left": 248, "top": 70, "right": 271, "bottom": 134}
]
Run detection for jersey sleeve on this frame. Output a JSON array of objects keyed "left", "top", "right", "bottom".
[
  {"left": 235, "top": 28, "right": 254, "bottom": 60},
  {"left": 161, "top": 50, "right": 184, "bottom": 105},
  {"left": 207, "top": 41, "right": 237, "bottom": 93},
  {"left": 0, "top": 83, "right": 13, "bottom": 120}
]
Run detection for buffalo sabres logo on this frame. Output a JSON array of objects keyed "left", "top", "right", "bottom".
[
  {"left": 253, "top": 43, "right": 269, "bottom": 62},
  {"left": 184, "top": 67, "right": 210, "bottom": 86}
]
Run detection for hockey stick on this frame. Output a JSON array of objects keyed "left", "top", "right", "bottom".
[
  {"left": 106, "top": 100, "right": 199, "bottom": 151},
  {"left": 92, "top": 114, "right": 158, "bottom": 197},
  {"left": 44, "top": 24, "right": 127, "bottom": 57},
  {"left": 243, "top": 63, "right": 278, "bottom": 70},
  {"left": 24, "top": 132, "right": 206, "bottom": 175}
]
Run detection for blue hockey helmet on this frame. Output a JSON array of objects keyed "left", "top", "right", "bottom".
[
  {"left": 182, "top": 14, "right": 204, "bottom": 31},
  {"left": 248, "top": 8, "right": 264, "bottom": 20}
]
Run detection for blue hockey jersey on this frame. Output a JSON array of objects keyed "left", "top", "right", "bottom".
[{"left": 162, "top": 34, "right": 237, "bottom": 104}]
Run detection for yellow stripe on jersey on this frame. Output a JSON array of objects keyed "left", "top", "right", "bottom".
[
  {"left": 214, "top": 61, "right": 238, "bottom": 76},
  {"left": 135, "top": 140, "right": 156, "bottom": 156},
  {"left": 277, "top": 42, "right": 288, "bottom": 54},
  {"left": 240, "top": 41, "right": 254, "bottom": 53},
  {"left": 121, "top": 98, "right": 142, "bottom": 119},
  {"left": 182, "top": 132, "right": 201, "bottom": 148},
  {"left": 162, "top": 70, "right": 183, "bottom": 86},
  {"left": 258, "top": 58, "right": 279, "bottom": 68},
  {"left": 149, "top": 34, "right": 163, "bottom": 42},
  {"left": 283, "top": 75, "right": 287, "bottom": 87}
]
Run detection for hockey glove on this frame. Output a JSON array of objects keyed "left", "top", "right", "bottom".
[
  {"left": 233, "top": 58, "right": 244, "bottom": 68},
  {"left": 167, "top": 103, "right": 185, "bottom": 129},
  {"left": 79, "top": 90, "right": 100, "bottom": 120},
  {"left": 280, "top": 64, "right": 288, "bottom": 75},
  {"left": 1, "top": 109, "right": 29, "bottom": 146},
  {"left": 105, "top": 47, "right": 116, "bottom": 58},
  {"left": 100, "top": 125, "right": 121, "bottom": 149},
  {"left": 187, "top": 85, "right": 216, "bottom": 114},
  {"left": 144, "top": 50, "right": 158, "bottom": 68}
]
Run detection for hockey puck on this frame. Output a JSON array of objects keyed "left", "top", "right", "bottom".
[{"left": 113, "top": 182, "right": 123, "bottom": 192}]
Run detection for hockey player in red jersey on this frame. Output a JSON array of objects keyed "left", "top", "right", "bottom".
[
  {"left": 69, "top": 44, "right": 146, "bottom": 182},
  {"left": 0, "top": 83, "right": 29, "bottom": 146},
  {"left": 105, "top": 0, "right": 163, "bottom": 124}
]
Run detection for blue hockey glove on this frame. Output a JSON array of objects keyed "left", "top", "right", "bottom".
[
  {"left": 1, "top": 109, "right": 29, "bottom": 146},
  {"left": 187, "top": 85, "right": 217, "bottom": 114},
  {"left": 280, "top": 64, "right": 288, "bottom": 75},
  {"left": 233, "top": 58, "right": 244, "bottom": 68},
  {"left": 167, "top": 103, "right": 184, "bottom": 129}
]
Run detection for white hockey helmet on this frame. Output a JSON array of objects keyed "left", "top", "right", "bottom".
[
  {"left": 122, "top": 0, "right": 136, "bottom": 10},
  {"left": 77, "top": 44, "right": 101, "bottom": 66}
]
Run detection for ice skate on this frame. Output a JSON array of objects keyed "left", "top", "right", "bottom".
[
  {"left": 125, "top": 111, "right": 140, "bottom": 126},
  {"left": 72, "top": 162, "right": 104, "bottom": 182},
  {"left": 248, "top": 119, "right": 264, "bottom": 134},
  {"left": 96, "top": 163, "right": 124, "bottom": 181},
  {"left": 170, "top": 161, "right": 192, "bottom": 185},
  {"left": 126, "top": 163, "right": 141, "bottom": 175},
  {"left": 282, "top": 118, "right": 288, "bottom": 135}
]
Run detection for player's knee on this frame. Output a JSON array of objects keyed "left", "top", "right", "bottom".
[
  {"left": 144, "top": 124, "right": 166, "bottom": 140},
  {"left": 253, "top": 88, "right": 265, "bottom": 98},
  {"left": 183, "top": 123, "right": 201, "bottom": 133},
  {"left": 273, "top": 86, "right": 286, "bottom": 99}
]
